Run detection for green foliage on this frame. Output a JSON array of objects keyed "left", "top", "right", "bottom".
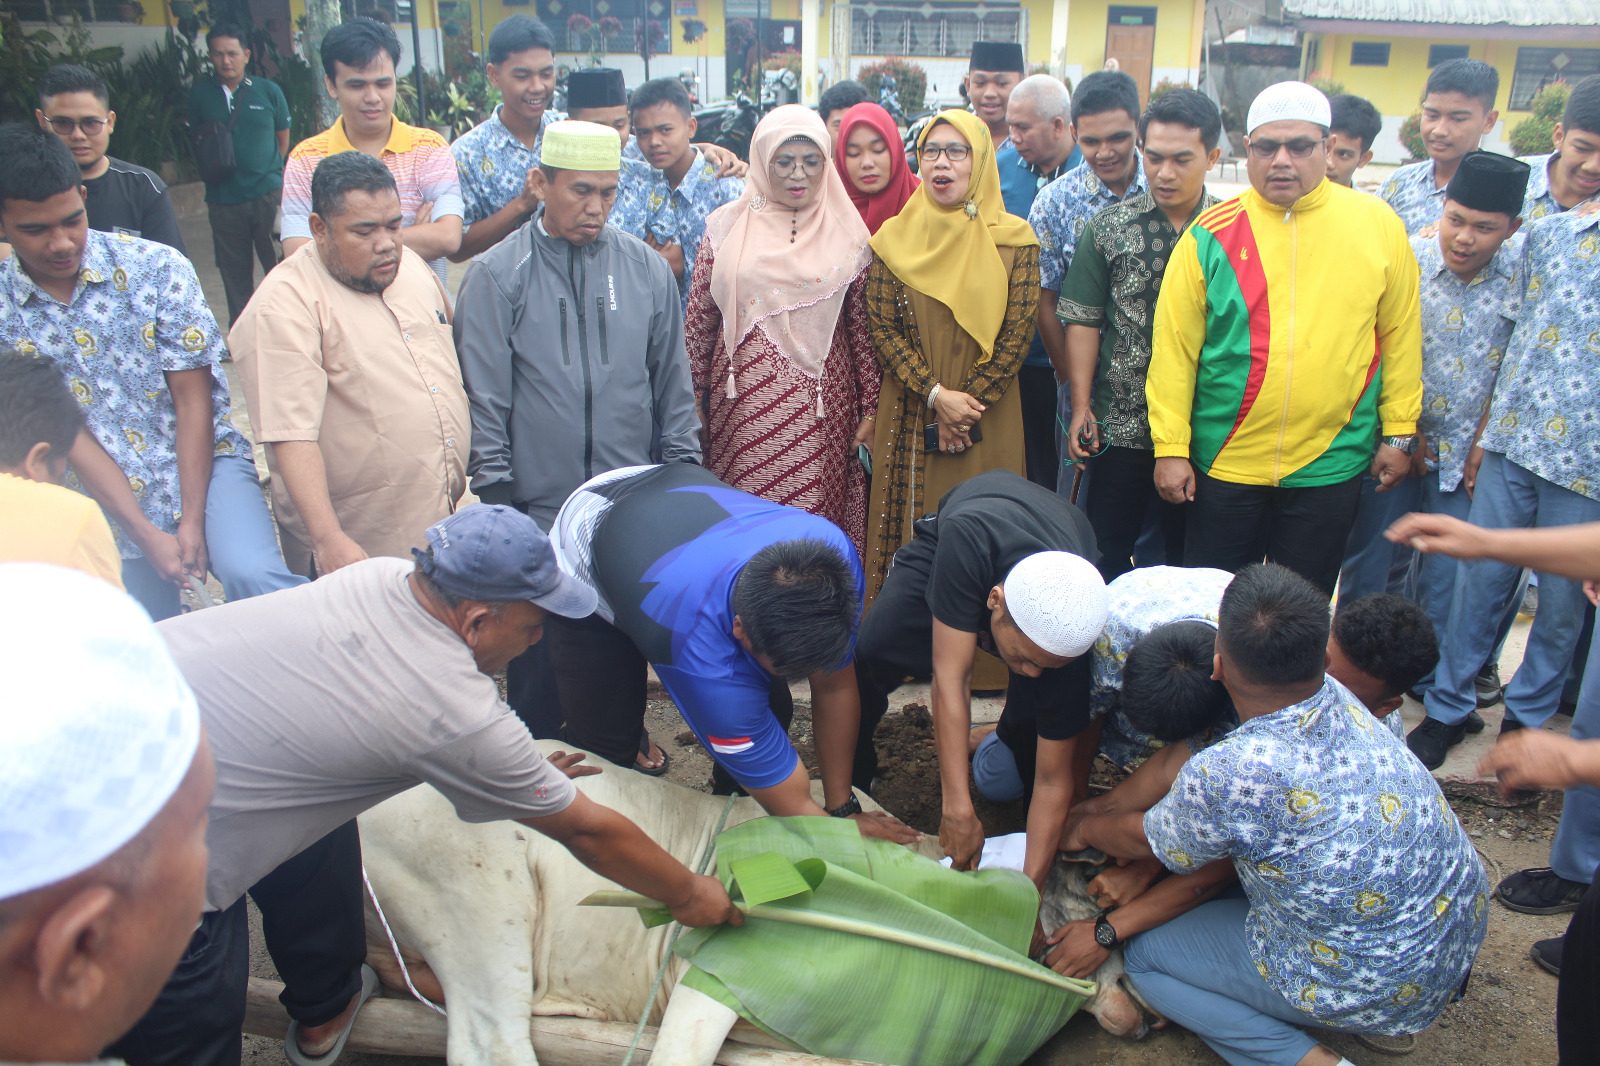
[
  {"left": 1510, "top": 81, "right": 1569, "bottom": 156},
  {"left": 761, "top": 48, "right": 800, "bottom": 75},
  {"left": 0, "top": 12, "right": 123, "bottom": 123},
  {"left": 1308, "top": 75, "right": 1346, "bottom": 98},
  {"left": 1398, "top": 110, "right": 1425, "bottom": 161},
  {"left": 673, "top": 817, "right": 1090, "bottom": 1066},
  {"left": 857, "top": 56, "right": 927, "bottom": 115},
  {"left": 1150, "top": 77, "right": 1194, "bottom": 102},
  {"left": 104, "top": 31, "right": 207, "bottom": 178}
]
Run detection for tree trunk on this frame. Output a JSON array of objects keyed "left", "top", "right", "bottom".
[{"left": 301, "top": 0, "right": 341, "bottom": 128}]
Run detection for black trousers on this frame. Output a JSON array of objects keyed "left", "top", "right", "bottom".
[
  {"left": 1182, "top": 468, "right": 1364, "bottom": 596},
  {"left": 1018, "top": 362, "right": 1060, "bottom": 493},
  {"left": 208, "top": 191, "right": 280, "bottom": 325},
  {"left": 1559, "top": 862, "right": 1600, "bottom": 1064},
  {"left": 1083, "top": 446, "right": 1187, "bottom": 584},
  {"left": 106, "top": 821, "right": 366, "bottom": 1066}
]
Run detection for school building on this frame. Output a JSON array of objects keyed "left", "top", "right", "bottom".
[{"left": 1286, "top": 0, "right": 1600, "bottom": 164}]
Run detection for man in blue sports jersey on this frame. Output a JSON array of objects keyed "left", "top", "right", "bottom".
[{"left": 550, "top": 463, "right": 919, "bottom": 842}]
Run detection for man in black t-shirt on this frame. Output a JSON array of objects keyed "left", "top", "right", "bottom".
[
  {"left": 36, "top": 64, "right": 187, "bottom": 254},
  {"left": 856, "top": 470, "right": 1108, "bottom": 885}
]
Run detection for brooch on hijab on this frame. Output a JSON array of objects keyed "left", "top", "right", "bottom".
[
  {"left": 750, "top": 194, "right": 768, "bottom": 212},
  {"left": 963, "top": 199, "right": 979, "bottom": 220}
]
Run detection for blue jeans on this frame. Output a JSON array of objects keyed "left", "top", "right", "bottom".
[
  {"left": 1338, "top": 471, "right": 1420, "bottom": 602},
  {"left": 120, "top": 453, "right": 306, "bottom": 621},
  {"left": 971, "top": 729, "right": 1025, "bottom": 802},
  {"left": 1552, "top": 622, "right": 1600, "bottom": 884},
  {"left": 1124, "top": 891, "right": 1326, "bottom": 1066},
  {"left": 1411, "top": 471, "right": 1527, "bottom": 696},
  {"left": 1424, "top": 452, "right": 1600, "bottom": 728}
]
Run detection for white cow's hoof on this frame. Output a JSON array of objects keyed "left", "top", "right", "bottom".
[{"left": 651, "top": 984, "right": 741, "bottom": 1066}]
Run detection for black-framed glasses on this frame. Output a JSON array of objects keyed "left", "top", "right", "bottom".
[
  {"left": 1246, "top": 137, "right": 1323, "bottom": 160},
  {"left": 45, "top": 115, "right": 108, "bottom": 135},
  {"left": 770, "top": 153, "right": 826, "bottom": 176},
  {"left": 920, "top": 143, "right": 971, "bottom": 163}
]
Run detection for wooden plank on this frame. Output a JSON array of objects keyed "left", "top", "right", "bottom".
[{"left": 244, "top": 978, "right": 878, "bottom": 1066}]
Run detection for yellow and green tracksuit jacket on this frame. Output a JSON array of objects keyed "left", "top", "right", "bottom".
[{"left": 1147, "top": 180, "right": 1422, "bottom": 487}]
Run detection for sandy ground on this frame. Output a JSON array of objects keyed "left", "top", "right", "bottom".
[{"left": 170, "top": 191, "right": 1567, "bottom": 1066}]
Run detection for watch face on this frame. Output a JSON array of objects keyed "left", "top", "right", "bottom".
[{"left": 1094, "top": 920, "right": 1117, "bottom": 947}]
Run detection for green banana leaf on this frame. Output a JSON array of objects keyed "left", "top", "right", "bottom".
[{"left": 631, "top": 817, "right": 1092, "bottom": 1066}]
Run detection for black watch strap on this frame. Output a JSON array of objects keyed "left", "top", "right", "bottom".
[
  {"left": 828, "top": 794, "right": 863, "bottom": 818},
  {"left": 1094, "top": 913, "right": 1120, "bottom": 948}
]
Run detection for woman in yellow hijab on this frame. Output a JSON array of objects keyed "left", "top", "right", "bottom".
[{"left": 861, "top": 109, "right": 1040, "bottom": 604}]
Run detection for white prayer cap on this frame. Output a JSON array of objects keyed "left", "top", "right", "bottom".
[
  {"left": 1002, "top": 552, "right": 1108, "bottom": 658},
  {"left": 0, "top": 564, "right": 201, "bottom": 900},
  {"left": 1246, "top": 81, "right": 1332, "bottom": 135}
]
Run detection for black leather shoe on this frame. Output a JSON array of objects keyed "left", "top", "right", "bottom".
[
  {"left": 1474, "top": 663, "right": 1504, "bottom": 708},
  {"left": 1531, "top": 937, "right": 1563, "bottom": 976},
  {"left": 1407, "top": 716, "right": 1466, "bottom": 770},
  {"left": 1496, "top": 867, "right": 1588, "bottom": 915},
  {"left": 1464, "top": 709, "right": 1486, "bottom": 734},
  {"left": 1500, "top": 716, "right": 1526, "bottom": 736}
]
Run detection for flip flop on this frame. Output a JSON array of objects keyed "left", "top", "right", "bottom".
[
  {"left": 634, "top": 728, "right": 671, "bottom": 777},
  {"left": 284, "top": 963, "right": 380, "bottom": 1066}
]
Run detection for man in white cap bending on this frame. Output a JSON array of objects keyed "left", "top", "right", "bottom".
[
  {"left": 854, "top": 469, "right": 1108, "bottom": 884},
  {"left": 107, "top": 504, "right": 740, "bottom": 1066},
  {"left": 1146, "top": 80, "right": 1422, "bottom": 597},
  {"left": 0, "top": 564, "right": 214, "bottom": 1062}
]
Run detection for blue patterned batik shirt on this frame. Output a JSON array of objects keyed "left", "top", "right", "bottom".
[
  {"left": 652, "top": 148, "right": 745, "bottom": 307},
  {"left": 1379, "top": 159, "right": 1449, "bottom": 236},
  {"left": 1412, "top": 232, "right": 1524, "bottom": 492},
  {"left": 451, "top": 106, "right": 561, "bottom": 228},
  {"left": 1090, "top": 565, "right": 1236, "bottom": 768},
  {"left": 1145, "top": 676, "right": 1489, "bottom": 1036},
  {"left": 1028, "top": 155, "right": 1148, "bottom": 291},
  {"left": 0, "top": 230, "right": 250, "bottom": 557},
  {"left": 1478, "top": 212, "right": 1600, "bottom": 501},
  {"left": 609, "top": 156, "right": 676, "bottom": 243},
  {"left": 1518, "top": 153, "right": 1600, "bottom": 219}
]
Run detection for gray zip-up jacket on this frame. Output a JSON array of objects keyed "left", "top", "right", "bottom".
[{"left": 455, "top": 208, "right": 701, "bottom": 529}]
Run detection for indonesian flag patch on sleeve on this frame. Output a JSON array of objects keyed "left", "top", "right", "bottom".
[{"left": 708, "top": 735, "right": 755, "bottom": 755}]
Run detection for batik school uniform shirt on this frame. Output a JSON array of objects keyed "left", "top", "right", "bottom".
[
  {"left": 1058, "top": 190, "right": 1218, "bottom": 450},
  {"left": 451, "top": 105, "right": 561, "bottom": 229},
  {"left": 552, "top": 463, "right": 862, "bottom": 790},
  {"left": 1379, "top": 159, "right": 1450, "bottom": 236},
  {"left": 0, "top": 231, "right": 250, "bottom": 558},
  {"left": 1145, "top": 675, "right": 1489, "bottom": 1036},
  {"left": 1090, "top": 565, "right": 1234, "bottom": 768},
  {"left": 1413, "top": 233, "right": 1524, "bottom": 492},
  {"left": 1518, "top": 153, "right": 1599, "bottom": 220},
  {"left": 1478, "top": 211, "right": 1600, "bottom": 500},
  {"left": 282, "top": 117, "right": 464, "bottom": 286},
  {"left": 608, "top": 157, "right": 678, "bottom": 244},
  {"left": 648, "top": 148, "right": 746, "bottom": 308},
  {"left": 1029, "top": 155, "right": 1148, "bottom": 291}
]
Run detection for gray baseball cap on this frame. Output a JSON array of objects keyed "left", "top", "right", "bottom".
[{"left": 414, "top": 504, "right": 597, "bottom": 618}]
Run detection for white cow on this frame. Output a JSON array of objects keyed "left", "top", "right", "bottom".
[{"left": 357, "top": 741, "right": 1145, "bottom": 1066}]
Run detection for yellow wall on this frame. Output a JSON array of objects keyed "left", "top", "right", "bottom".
[
  {"left": 1307, "top": 31, "right": 1581, "bottom": 115},
  {"left": 1058, "top": 0, "right": 1202, "bottom": 76}
]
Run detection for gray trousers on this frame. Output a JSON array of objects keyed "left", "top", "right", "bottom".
[{"left": 208, "top": 190, "right": 280, "bottom": 324}]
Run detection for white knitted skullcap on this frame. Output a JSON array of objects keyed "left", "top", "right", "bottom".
[
  {"left": 0, "top": 564, "right": 201, "bottom": 900},
  {"left": 1247, "top": 81, "right": 1332, "bottom": 134},
  {"left": 1002, "top": 552, "right": 1108, "bottom": 658}
]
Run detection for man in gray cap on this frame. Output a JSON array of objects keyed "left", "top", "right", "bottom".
[
  {"left": 0, "top": 564, "right": 214, "bottom": 1063},
  {"left": 108, "top": 504, "right": 740, "bottom": 1066}
]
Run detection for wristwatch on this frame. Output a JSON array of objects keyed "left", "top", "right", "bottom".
[
  {"left": 828, "top": 794, "right": 863, "bottom": 818},
  {"left": 1382, "top": 434, "right": 1418, "bottom": 455},
  {"left": 1093, "top": 913, "right": 1120, "bottom": 949}
]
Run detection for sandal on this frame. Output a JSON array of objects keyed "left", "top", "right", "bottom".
[
  {"left": 634, "top": 728, "right": 671, "bottom": 776},
  {"left": 284, "top": 963, "right": 379, "bottom": 1066}
]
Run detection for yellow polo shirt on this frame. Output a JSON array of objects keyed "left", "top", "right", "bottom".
[{"left": 0, "top": 473, "right": 123, "bottom": 588}]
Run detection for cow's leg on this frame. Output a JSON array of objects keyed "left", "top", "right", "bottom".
[
  {"left": 1038, "top": 858, "right": 1149, "bottom": 1040},
  {"left": 650, "top": 985, "right": 740, "bottom": 1066}
]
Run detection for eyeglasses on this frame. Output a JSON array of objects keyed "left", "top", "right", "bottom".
[
  {"left": 1246, "top": 137, "right": 1324, "bottom": 160},
  {"left": 45, "top": 115, "right": 108, "bottom": 136},
  {"left": 919, "top": 142, "right": 971, "bottom": 163},
  {"left": 770, "top": 153, "right": 826, "bottom": 177}
]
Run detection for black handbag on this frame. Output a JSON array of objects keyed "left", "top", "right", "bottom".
[{"left": 189, "top": 81, "right": 247, "bottom": 185}]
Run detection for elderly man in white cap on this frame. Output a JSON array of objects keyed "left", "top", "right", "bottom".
[
  {"left": 454, "top": 120, "right": 698, "bottom": 767},
  {"left": 107, "top": 504, "right": 740, "bottom": 1066},
  {"left": 854, "top": 469, "right": 1108, "bottom": 883},
  {"left": 0, "top": 564, "right": 213, "bottom": 1063},
  {"left": 1146, "top": 80, "right": 1422, "bottom": 597}
]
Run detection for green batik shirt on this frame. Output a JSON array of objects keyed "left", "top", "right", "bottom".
[{"left": 1056, "top": 190, "right": 1218, "bottom": 450}]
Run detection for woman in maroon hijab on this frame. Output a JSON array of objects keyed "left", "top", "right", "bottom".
[{"left": 834, "top": 102, "right": 919, "bottom": 234}]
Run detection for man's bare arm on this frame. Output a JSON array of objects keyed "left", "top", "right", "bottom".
[{"left": 269, "top": 440, "right": 367, "bottom": 574}]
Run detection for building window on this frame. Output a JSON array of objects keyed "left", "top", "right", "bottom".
[
  {"left": 1107, "top": 5, "right": 1157, "bottom": 26},
  {"left": 1510, "top": 46, "right": 1600, "bottom": 110},
  {"left": 850, "top": 1, "right": 1022, "bottom": 59},
  {"left": 1428, "top": 44, "right": 1470, "bottom": 67},
  {"left": 1349, "top": 42, "right": 1390, "bottom": 67}
]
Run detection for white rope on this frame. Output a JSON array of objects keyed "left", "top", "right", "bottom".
[{"left": 362, "top": 863, "right": 447, "bottom": 1017}]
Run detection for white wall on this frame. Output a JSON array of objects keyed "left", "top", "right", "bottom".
[
  {"left": 19, "top": 20, "right": 172, "bottom": 59},
  {"left": 1151, "top": 65, "right": 1200, "bottom": 89}
]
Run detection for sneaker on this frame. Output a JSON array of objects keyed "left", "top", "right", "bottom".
[
  {"left": 1521, "top": 585, "right": 1539, "bottom": 618},
  {"left": 1531, "top": 937, "right": 1563, "bottom": 976},
  {"left": 1464, "top": 709, "right": 1486, "bottom": 734},
  {"left": 1495, "top": 867, "right": 1588, "bottom": 915},
  {"left": 1500, "top": 716, "right": 1526, "bottom": 736},
  {"left": 1474, "top": 663, "right": 1504, "bottom": 708},
  {"left": 1557, "top": 698, "right": 1577, "bottom": 719},
  {"left": 1407, "top": 717, "right": 1467, "bottom": 771}
]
